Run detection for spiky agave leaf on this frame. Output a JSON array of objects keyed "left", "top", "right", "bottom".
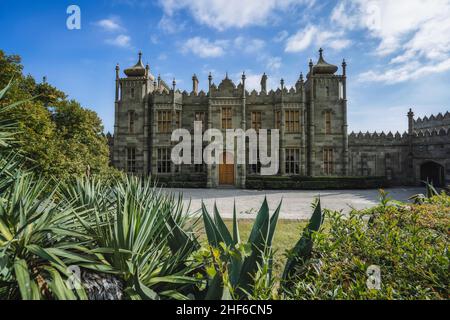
[{"left": 282, "top": 198, "right": 323, "bottom": 284}]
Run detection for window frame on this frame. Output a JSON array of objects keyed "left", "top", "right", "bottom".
[
  {"left": 325, "top": 111, "right": 332, "bottom": 134},
  {"left": 157, "top": 148, "right": 172, "bottom": 174},
  {"left": 323, "top": 148, "right": 334, "bottom": 175},
  {"left": 285, "top": 148, "right": 300, "bottom": 175},
  {"left": 221, "top": 107, "right": 232, "bottom": 129},
  {"left": 157, "top": 111, "right": 172, "bottom": 133},
  {"left": 251, "top": 111, "right": 262, "bottom": 132},
  {"left": 126, "top": 147, "right": 136, "bottom": 173},
  {"left": 285, "top": 110, "right": 300, "bottom": 133}
]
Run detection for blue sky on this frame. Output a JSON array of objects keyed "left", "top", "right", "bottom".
[{"left": 1, "top": 0, "right": 450, "bottom": 134}]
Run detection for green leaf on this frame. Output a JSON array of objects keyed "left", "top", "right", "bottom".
[
  {"left": 282, "top": 198, "right": 323, "bottom": 282},
  {"left": 13, "top": 258, "right": 32, "bottom": 300},
  {"left": 213, "top": 203, "right": 233, "bottom": 247},
  {"left": 232, "top": 200, "right": 240, "bottom": 245}
]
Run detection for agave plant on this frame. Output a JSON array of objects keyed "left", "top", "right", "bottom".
[
  {"left": 57, "top": 175, "right": 201, "bottom": 300},
  {"left": 282, "top": 199, "right": 323, "bottom": 285},
  {"left": 200, "top": 198, "right": 281, "bottom": 299}
]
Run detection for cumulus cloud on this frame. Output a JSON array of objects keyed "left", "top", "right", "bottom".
[
  {"left": 158, "top": 0, "right": 316, "bottom": 31},
  {"left": 285, "top": 25, "right": 351, "bottom": 52},
  {"left": 106, "top": 34, "right": 132, "bottom": 48},
  {"left": 95, "top": 18, "right": 124, "bottom": 32},
  {"left": 331, "top": 0, "right": 450, "bottom": 83},
  {"left": 181, "top": 37, "right": 227, "bottom": 58}
]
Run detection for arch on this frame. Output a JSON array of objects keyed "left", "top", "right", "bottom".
[{"left": 420, "top": 161, "right": 445, "bottom": 187}]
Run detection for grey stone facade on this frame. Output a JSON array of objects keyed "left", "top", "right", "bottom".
[{"left": 112, "top": 49, "right": 450, "bottom": 188}]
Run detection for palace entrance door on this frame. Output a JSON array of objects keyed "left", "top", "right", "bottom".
[{"left": 219, "top": 152, "right": 235, "bottom": 186}]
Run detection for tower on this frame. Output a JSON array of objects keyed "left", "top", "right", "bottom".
[
  {"left": 305, "top": 48, "right": 347, "bottom": 176},
  {"left": 112, "top": 51, "right": 155, "bottom": 174}
]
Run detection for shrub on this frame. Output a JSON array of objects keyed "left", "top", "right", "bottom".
[{"left": 286, "top": 196, "right": 450, "bottom": 300}]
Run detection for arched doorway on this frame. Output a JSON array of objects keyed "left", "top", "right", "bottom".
[
  {"left": 420, "top": 161, "right": 445, "bottom": 187},
  {"left": 219, "top": 152, "right": 235, "bottom": 186}
]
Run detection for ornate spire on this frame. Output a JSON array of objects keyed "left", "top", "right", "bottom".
[
  {"left": 319, "top": 48, "right": 324, "bottom": 59},
  {"left": 342, "top": 59, "right": 347, "bottom": 76}
]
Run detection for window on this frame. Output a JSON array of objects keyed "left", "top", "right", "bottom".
[
  {"left": 286, "top": 149, "right": 300, "bottom": 175},
  {"left": 326, "top": 86, "right": 330, "bottom": 97},
  {"left": 127, "top": 147, "right": 136, "bottom": 173},
  {"left": 157, "top": 148, "right": 171, "bottom": 173},
  {"left": 195, "top": 112, "right": 206, "bottom": 132},
  {"left": 251, "top": 112, "right": 262, "bottom": 132},
  {"left": 248, "top": 148, "right": 261, "bottom": 174},
  {"left": 130, "top": 88, "right": 135, "bottom": 99},
  {"left": 285, "top": 110, "right": 300, "bottom": 133},
  {"left": 323, "top": 148, "right": 334, "bottom": 175},
  {"left": 128, "top": 110, "right": 136, "bottom": 134},
  {"left": 275, "top": 111, "right": 281, "bottom": 130},
  {"left": 158, "top": 111, "right": 172, "bottom": 133},
  {"left": 325, "top": 111, "right": 332, "bottom": 134},
  {"left": 222, "top": 107, "right": 232, "bottom": 129}
]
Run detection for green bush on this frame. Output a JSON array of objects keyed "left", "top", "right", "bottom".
[{"left": 286, "top": 199, "right": 449, "bottom": 300}]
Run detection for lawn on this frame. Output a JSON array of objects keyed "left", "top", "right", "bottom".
[{"left": 198, "top": 219, "right": 308, "bottom": 276}]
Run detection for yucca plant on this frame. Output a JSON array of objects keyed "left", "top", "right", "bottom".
[
  {"left": 58, "top": 175, "right": 201, "bottom": 300},
  {"left": 0, "top": 173, "right": 94, "bottom": 300},
  {"left": 200, "top": 198, "right": 281, "bottom": 299}
]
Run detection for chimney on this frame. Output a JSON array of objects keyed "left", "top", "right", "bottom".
[{"left": 192, "top": 74, "right": 199, "bottom": 95}]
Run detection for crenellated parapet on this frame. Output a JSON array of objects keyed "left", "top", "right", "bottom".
[
  {"left": 348, "top": 131, "right": 409, "bottom": 145},
  {"left": 414, "top": 111, "right": 450, "bottom": 131}
]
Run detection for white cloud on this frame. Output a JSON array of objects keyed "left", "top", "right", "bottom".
[
  {"left": 332, "top": 0, "right": 450, "bottom": 83},
  {"left": 273, "top": 30, "right": 289, "bottom": 43},
  {"left": 106, "top": 34, "right": 131, "bottom": 48},
  {"left": 285, "top": 25, "right": 351, "bottom": 52},
  {"left": 181, "top": 37, "right": 227, "bottom": 58},
  {"left": 159, "top": 0, "right": 316, "bottom": 31},
  {"left": 95, "top": 18, "right": 124, "bottom": 32},
  {"left": 234, "top": 37, "right": 265, "bottom": 54},
  {"left": 265, "top": 56, "right": 282, "bottom": 71}
]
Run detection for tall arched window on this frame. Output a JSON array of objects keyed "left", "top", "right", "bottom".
[
  {"left": 325, "top": 111, "right": 332, "bottom": 134},
  {"left": 128, "top": 110, "right": 135, "bottom": 134}
]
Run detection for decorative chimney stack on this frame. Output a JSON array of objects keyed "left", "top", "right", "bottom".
[
  {"left": 192, "top": 74, "right": 199, "bottom": 95},
  {"left": 115, "top": 64, "right": 120, "bottom": 102},
  {"left": 408, "top": 108, "right": 415, "bottom": 135},
  {"left": 260, "top": 73, "right": 267, "bottom": 93}
]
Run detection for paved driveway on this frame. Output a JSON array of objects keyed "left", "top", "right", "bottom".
[{"left": 163, "top": 187, "right": 423, "bottom": 220}]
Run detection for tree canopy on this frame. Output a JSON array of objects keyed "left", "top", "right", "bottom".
[{"left": 0, "top": 50, "right": 112, "bottom": 178}]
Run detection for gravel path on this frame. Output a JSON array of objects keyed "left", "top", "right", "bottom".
[{"left": 163, "top": 187, "right": 423, "bottom": 219}]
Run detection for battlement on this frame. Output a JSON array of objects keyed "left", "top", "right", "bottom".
[
  {"left": 414, "top": 111, "right": 450, "bottom": 130},
  {"left": 349, "top": 131, "right": 409, "bottom": 145},
  {"left": 149, "top": 85, "right": 304, "bottom": 105}
]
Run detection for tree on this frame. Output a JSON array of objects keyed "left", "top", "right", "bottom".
[{"left": 0, "top": 50, "right": 111, "bottom": 179}]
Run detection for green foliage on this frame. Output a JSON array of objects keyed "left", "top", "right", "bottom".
[
  {"left": 0, "top": 50, "right": 112, "bottom": 179},
  {"left": 282, "top": 199, "right": 323, "bottom": 284},
  {"left": 286, "top": 197, "right": 450, "bottom": 300},
  {"left": 200, "top": 199, "right": 281, "bottom": 299}
]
